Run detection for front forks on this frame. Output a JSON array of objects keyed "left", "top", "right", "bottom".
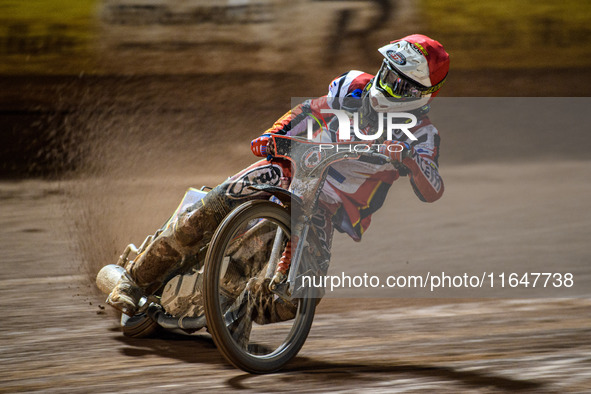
[
  {"left": 269, "top": 216, "right": 326, "bottom": 300},
  {"left": 269, "top": 217, "right": 309, "bottom": 292}
]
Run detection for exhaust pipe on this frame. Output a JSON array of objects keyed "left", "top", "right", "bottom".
[
  {"left": 96, "top": 264, "right": 128, "bottom": 295},
  {"left": 147, "top": 303, "right": 207, "bottom": 331}
]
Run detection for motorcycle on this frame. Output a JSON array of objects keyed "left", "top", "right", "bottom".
[{"left": 96, "top": 134, "right": 394, "bottom": 373}]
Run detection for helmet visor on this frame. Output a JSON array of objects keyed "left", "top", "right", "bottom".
[{"left": 376, "top": 61, "right": 431, "bottom": 100}]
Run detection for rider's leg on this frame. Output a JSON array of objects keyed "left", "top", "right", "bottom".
[
  {"left": 106, "top": 185, "right": 231, "bottom": 314},
  {"left": 129, "top": 187, "right": 230, "bottom": 288},
  {"left": 106, "top": 159, "right": 291, "bottom": 315}
]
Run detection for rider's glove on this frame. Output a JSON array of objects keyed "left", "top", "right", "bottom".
[
  {"left": 251, "top": 134, "right": 271, "bottom": 157},
  {"left": 380, "top": 141, "right": 413, "bottom": 163}
]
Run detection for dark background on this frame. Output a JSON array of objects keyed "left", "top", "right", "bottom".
[{"left": 1, "top": 0, "right": 590, "bottom": 178}]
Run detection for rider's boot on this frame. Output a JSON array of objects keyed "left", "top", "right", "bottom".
[{"left": 106, "top": 270, "right": 143, "bottom": 316}]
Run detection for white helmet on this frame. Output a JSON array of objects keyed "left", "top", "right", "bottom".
[{"left": 366, "top": 34, "right": 450, "bottom": 112}]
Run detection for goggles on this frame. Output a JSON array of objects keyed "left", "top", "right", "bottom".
[{"left": 376, "top": 60, "right": 445, "bottom": 99}]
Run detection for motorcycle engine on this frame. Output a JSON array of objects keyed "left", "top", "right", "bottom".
[{"left": 160, "top": 268, "right": 205, "bottom": 318}]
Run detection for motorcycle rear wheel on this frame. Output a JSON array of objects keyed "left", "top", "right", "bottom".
[
  {"left": 204, "top": 200, "right": 316, "bottom": 373},
  {"left": 120, "top": 311, "right": 159, "bottom": 338}
]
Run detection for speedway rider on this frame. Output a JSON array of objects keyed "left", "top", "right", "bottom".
[{"left": 106, "top": 34, "right": 450, "bottom": 319}]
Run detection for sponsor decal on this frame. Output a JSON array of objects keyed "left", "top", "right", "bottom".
[
  {"left": 310, "top": 206, "right": 331, "bottom": 256},
  {"left": 227, "top": 164, "right": 282, "bottom": 198},
  {"left": 302, "top": 147, "right": 325, "bottom": 170},
  {"left": 413, "top": 151, "right": 441, "bottom": 191},
  {"left": 410, "top": 42, "right": 428, "bottom": 56},
  {"left": 386, "top": 50, "right": 406, "bottom": 65}
]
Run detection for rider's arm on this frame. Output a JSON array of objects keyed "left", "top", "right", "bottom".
[
  {"left": 260, "top": 70, "right": 372, "bottom": 137},
  {"left": 263, "top": 70, "right": 373, "bottom": 139},
  {"left": 252, "top": 71, "right": 372, "bottom": 157},
  {"left": 251, "top": 97, "right": 330, "bottom": 157},
  {"left": 401, "top": 122, "right": 444, "bottom": 203},
  {"left": 262, "top": 96, "right": 330, "bottom": 136}
]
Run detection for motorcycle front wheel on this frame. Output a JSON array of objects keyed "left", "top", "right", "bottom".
[{"left": 203, "top": 200, "right": 316, "bottom": 373}]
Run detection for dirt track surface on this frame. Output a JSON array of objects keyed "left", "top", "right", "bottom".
[{"left": 1, "top": 160, "right": 590, "bottom": 392}]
